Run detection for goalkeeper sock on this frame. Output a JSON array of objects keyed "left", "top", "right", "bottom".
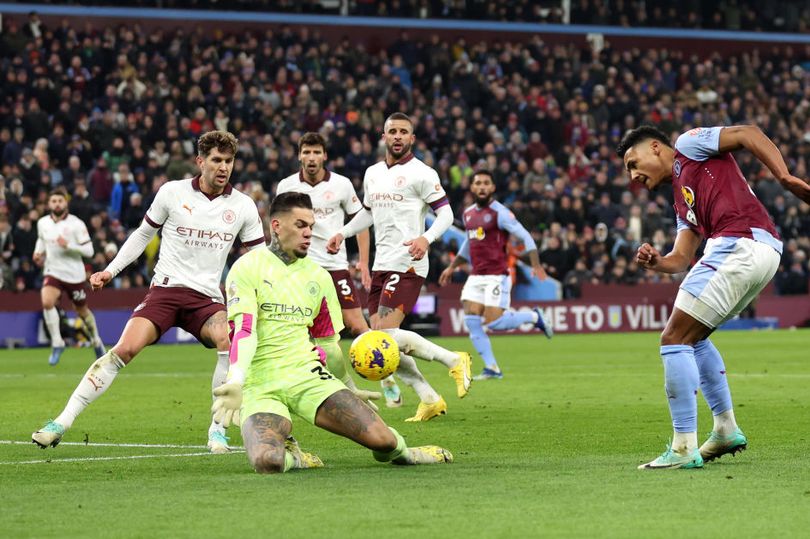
[
  {"left": 486, "top": 310, "right": 536, "bottom": 331},
  {"left": 661, "top": 344, "right": 699, "bottom": 449},
  {"left": 209, "top": 350, "right": 230, "bottom": 436},
  {"left": 80, "top": 310, "right": 101, "bottom": 345},
  {"left": 372, "top": 427, "right": 408, "bottom": 463},
  {"left": 464, "top": 315, "right": 498, "bottom": 370},
  {"left": 694, "top": 338, "right": 737, "bottom": 435},
  {"left": 395, "top": 352, "right": 441, "bottom": 404},
  {"left": 43, "top": 307, "right": 65, "bottom": 348},
  {"left": 283, "top": 451, "right": 295, "bottom": 472},
  {"left": 55, "top": 351, "right": 125, "bottom": 429},
  {"left": 383, "top": 328, "right": 458, "bottom": 368}
]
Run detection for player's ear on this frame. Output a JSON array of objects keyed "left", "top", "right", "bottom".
[{"left": 195, "top": 154, "right": 204, "bottom": 168}]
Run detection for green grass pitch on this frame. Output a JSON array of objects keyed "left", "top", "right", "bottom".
[{"left": 1, "top": 330, "right": 809, "bottom": 538}]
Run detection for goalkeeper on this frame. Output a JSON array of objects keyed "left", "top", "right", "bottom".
[{"left": 214, "top": 192, "right": 453, "bottom": 473}]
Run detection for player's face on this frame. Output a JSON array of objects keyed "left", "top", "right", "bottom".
[
  {"left": 299, "top": 144, "right": 326, "bottom": 180},
  {"left": 471, "top": 174, "right": 496, "bottom": 205},
  {"left": 623, "top": 140, "right": 670, "bottom": 190},
  {"left": 48, "top": 194, "right": 68, "bottom": 218},
  {"left": 273, "top": 207, "right": 315, "bottom": 259},
  {"left": 383, "top": 119, "right": 415, "bottom": 160},
  {"left": 197, "top": 148, "right": 235, "bottom": 192}
]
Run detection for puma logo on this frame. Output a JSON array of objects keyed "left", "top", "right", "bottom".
[
  {"left": 182, "top": 204, "right": 193, "bottom": 215},
  {"left": 88, "top": 376, "right": 103, "bottom": 392}
]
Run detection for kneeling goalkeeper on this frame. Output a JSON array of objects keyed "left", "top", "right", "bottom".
[{"left": 213, "top": 192, "right": 453, "bottom": 472}]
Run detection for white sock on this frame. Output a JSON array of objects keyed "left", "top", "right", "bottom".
[
  {"left": 671, "top": 431, "right": 698, "bottom": 452},
  {"left": 54, "top": 351, "right": 125, "bottom": 429},
  {"left": 80, "top": 310, "right": 101, "bottom": 345},
  {"left": 383, "top": 328, "right": 458, "bottom": 369},
  {"left": 209, "top": 350, "right": 229, "bottom": 436},
  {"left": 43, "top": 307, "right": 65, "bottom": 347},
  {"left": 395, "top": 352, "right": 440, "bottom": 404},
  {"left": 713, "top": 409, "right": 737, "bottom": 436}
]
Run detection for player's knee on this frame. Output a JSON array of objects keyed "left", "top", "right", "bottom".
[
  {"left": 659, "top": 327, "right": 696, "bottom": 346},
  {"left": 364, "top": 425, "right": 397, "bottom": 453},
  {"left": 111, "top": 345, "right": 136, "bottom": 363},
  {"left": 251, "top": 449, "right": 285, "bottom": 474},
  {"left": 42, "top": 299, "right": 57, "bottom": 310}
]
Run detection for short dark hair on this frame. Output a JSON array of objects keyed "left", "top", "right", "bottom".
[
  {"left": 472, "top": 169, "right": 495, "bottom": 183},
  {"left": 198, "top": 130, "right": 238, "bottom": 158},
  {"left": 270, "top": 192, "right": 313, "bottom": 218},
  {"left": 616, "top": 125, "right": 671, "bottom": 158},
  {"left": 298, "top": 132, "right": 327, "bottom": 153},
  {"left": 48, "top": 186, "right": 69, "bottom": 199},
  {"left": 385, "top": 112, "right": 413, "bottom": 128}
]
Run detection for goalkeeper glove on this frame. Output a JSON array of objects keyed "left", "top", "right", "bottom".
[{"left": 212, "top": 382, "right": 243, "bottom": 428}]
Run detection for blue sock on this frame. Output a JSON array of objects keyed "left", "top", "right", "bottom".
[
  {"left": 660, "top": 345, "right": 699, "bottom": 433},
  {"left": 487, "top": 310, "right": 536, "bottom": 331},
  {"left": 694, "top": 339, "right": 733, "bottom": 415},
  {"left": 465, "top": 315, "right": 498, "bottom": 370}
]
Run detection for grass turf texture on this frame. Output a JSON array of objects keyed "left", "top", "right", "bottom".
[{"left": 1, "top": 330, "right": 809, "bottom": 538}]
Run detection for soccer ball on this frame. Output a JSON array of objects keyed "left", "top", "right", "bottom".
[{"left": 349, "top": 330, "right": 400, "bottom": 381}]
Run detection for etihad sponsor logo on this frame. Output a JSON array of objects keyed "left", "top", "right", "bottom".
[
  {"left": 369, "top": 192, "right": 405, "bottom": 202},
  {"left": 313, "top": 206, "right": 336, "bottom": 218},
  {"left": 260, "top": 302, "right": 313, "bottom": 317},
  {"left": 175, "top": 226, "right": 235, "bottom": 242}
]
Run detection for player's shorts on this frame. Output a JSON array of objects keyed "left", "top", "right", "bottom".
[
  {"left": 240, "top": 354, "right": 347, "bottom": 426},
  {"left": 675, "top": 235, "right": 781, "bottom": 329},
  {"left": 460, "top": 274, "right": 512, "bottom": 309},
  {"left": 131, "top": 285, "right": 225, "bottom": 347},
  {"left": 367, "top": 270, "right": 424, "bottom": 316},
  {"left": 43, "top": 276, "right": 89, "bottom": 307},
  {"left": 328, "top": 269, "right": 362, "bottom": 310}
]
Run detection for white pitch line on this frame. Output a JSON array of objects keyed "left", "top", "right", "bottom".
[
  {"left": 0, "top": 440, "right": 245, "bottom": 450},
  {"left": 0, "top": 451, "right": 247, "bottom": 465}
]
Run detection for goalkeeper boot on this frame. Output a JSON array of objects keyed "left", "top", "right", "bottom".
[
  {"left": 207, "top": 431, "right": 230, "bottom": 454},
  {"left": 48, "top": 346, "right": 64, "bottom": 366},
  {"left": 534, "top": 308, "right": 553, "bottom": 339},
  {"left": 393, "top": 445, "right": 454, "bottom": 465},
  {"left": 381, "top": 376, "right": 403, "bottom": 408},
  {"left": 699, "top": 427, "right": 747, "bottom": 462},
  {"left": 449, "top": 352, "right": 472, "bottom": 398},
  {"left": 405, "top": 397, "right": 447, "bottom": 422},
  {"left": 638, "top": 444, "right": 703, "bottom": 470},
  {"left": 285, "top": 436, "right": 324, "bottom": 469},
  {"left": 32, "top": 420, "right": 66, "bottom": 448},
  {"left": 474, "top": 367, "right": 504, "bottom": 381}
]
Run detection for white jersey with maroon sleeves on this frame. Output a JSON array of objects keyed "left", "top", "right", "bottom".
[
  {"left": 363, "top": 154, "right": 449, "bottom": 278},
  {"left": 36, "top": 214, "right": 93, "bottom": 284},
  {"left": 144, "top": 177, "right": 265, "bottom": 302},
  {"left": 276, "top": 170, "right": 362, "bottom": 271}
]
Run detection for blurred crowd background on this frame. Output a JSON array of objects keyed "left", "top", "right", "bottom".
[{"left": 1, "top": 5, "right": 808, "bottom": 298}]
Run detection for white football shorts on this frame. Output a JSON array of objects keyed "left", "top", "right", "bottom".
[
  {"left": 460, "top": 274, "right": 512, "bottom": 309},
  {"left": 675, "top": 234, "right": 781, "bottom": 329}
]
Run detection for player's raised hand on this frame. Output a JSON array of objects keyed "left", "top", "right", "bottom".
[
  {"left": 212, "top": 382, "right": 243, "bottom": 428},
  {"left": 356, "top": 261, "right": 371, "bottom": 291},
  {"left": 438, "top": 266, "right": 454, "bottom": 287},
  {"left": 89, "top": 270, "right": 113, "bottom": 290},
  {"left": 404, "top": 236, "right": 429, "bottom": 260},
  {"left": 326, "top": 233, "right": 344, "bottom": 254},
  {"left": 636, "top": 243, "right": 660, "bottom": 269}
]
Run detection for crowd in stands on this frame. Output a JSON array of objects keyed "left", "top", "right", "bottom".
[
  {"left": 0, "top": 15, "right": 809, "bottom": 299},
  {"left": 18, "top": 1, "right": 810, "bottom": 32}
]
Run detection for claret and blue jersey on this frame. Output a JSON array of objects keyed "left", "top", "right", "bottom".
[{"left": 459, "top": 200, "right": 537, "bottom": 275}]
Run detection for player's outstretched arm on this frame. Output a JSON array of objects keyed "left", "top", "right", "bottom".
[
  {"left": 637, "top": 228, "right": 702, "bottom": 274},
  {"left": 719, "top": 125, "right": 810, "bottom": 204},
  {"left": 497, "top": 207, "right": 547, "bottom": 280},
  {"left": 438, "top": 239, "right": 469, "bottom": 286},
  {"left": 102, "top": 219, "right": 159, "bottom": 283}
]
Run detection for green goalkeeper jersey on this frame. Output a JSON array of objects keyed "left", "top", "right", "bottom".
[{"left": 225, "top": 247, "right": 344, "bottom": 388}]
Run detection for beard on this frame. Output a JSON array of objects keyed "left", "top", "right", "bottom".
[
  {"left": 474, "top": 193, "right": 493, "bottom": 206},
  {"left": 294, "top": 247, "right": 309, "bottom": 258},
  {"left": 387, "top": 140, "right": 412, "bottom": 160},
  {"left": 51, "top": 208, "right": 67, "bottom": 218}
]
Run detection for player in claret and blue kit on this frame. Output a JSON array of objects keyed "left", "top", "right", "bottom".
[
  {"left": 618, "top": 125, "right": 810, "bottom": 470},
  {"left": 439, "top": 170, "right": 552, "bottom": 380}
]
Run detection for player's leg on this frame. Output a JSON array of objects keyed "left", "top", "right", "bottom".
[
  {"left": 32, "top": 316, "right": 159, "bottom": 448},
  {"left": 397, "top": 352, "right": 447, "bottom": 421},
  {"left": 190, "top": 305, "right": 233, "bottom": 454},
  {"left": 341, "top": 307, "right": 369, "bottom": 336},
  {"left": 74, "top": 294, "right": 105, "bottom": 359},
  {"left": 483, "top": 275, "right": 552, "bottom": 338},
  {"left": 460, "top": 275, "right": 502, "bottom": 378},
  {"left": 40, "top": 281, "right": 65, "bottom": 365},
  {"left": 367, "top": 271, "right": 404, "bottom": 408},
  {"left": 314, "top": 389, "right": 452, "bottom": 464}
]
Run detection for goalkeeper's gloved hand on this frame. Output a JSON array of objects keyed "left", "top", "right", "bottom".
[
  {"left": 351, "top": 388, "right": 382, "bottom": 412},
  {"left": 212, "top": 382, "right": 243, "bottom": 428}
]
